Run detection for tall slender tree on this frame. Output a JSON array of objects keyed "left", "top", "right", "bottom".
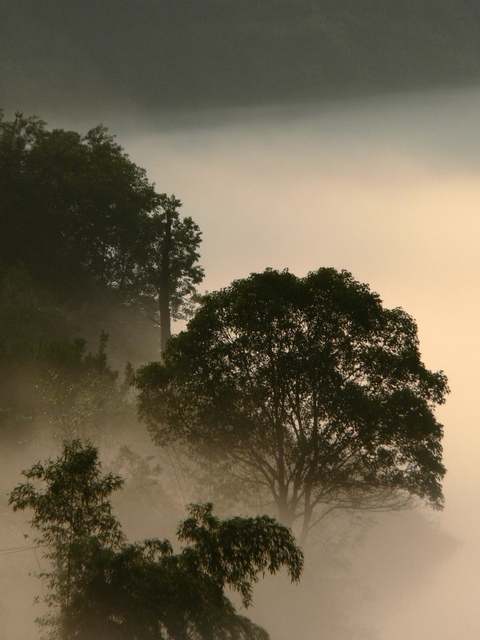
[{"left": 128, "top": 195, "right": 204, "bottom": 354}]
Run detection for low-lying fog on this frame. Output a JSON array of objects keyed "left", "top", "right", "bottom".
[
  {"left": 120, "top": 86, "right": 480, "bottom": 639},
  {"left": 4, "top": 85, "right": 480, "bottom": 639}
]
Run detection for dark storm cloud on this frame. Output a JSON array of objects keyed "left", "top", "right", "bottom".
[{"left": 2, "top": 0, "right": 480, "bottom": 119}]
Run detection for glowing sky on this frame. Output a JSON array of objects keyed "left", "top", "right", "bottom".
[
  {"left": 114, "top": 86, "right": 480, "bottom": 639},
  {"left": 3, "top": 80, "right": 480, "bottom": 638}
]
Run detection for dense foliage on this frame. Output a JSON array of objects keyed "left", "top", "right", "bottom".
[
  {"left": 0, "top": 111, "right": 204, "bottom": 352},
  {"left": 0, "top": 106, "right": 205, "bottom": 450},
  {"left": 135, "top": 268, "right": 449, "bottom": 544},
  {"left": 0, "top": 267, "right": 133, "bottom": 442},
  {"left": 10, "top": 441, "right": 303, "bottom": 640},
  {"left": 0, "top": 113, "right": 154, "bottom": 296}
]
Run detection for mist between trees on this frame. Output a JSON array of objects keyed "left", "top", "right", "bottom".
[{"left": 0, "top": 111, "right": 450, "bottom": 640}]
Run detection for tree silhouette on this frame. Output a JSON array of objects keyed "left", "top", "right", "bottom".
[
  {"left": 10, "top": 440, "right": 303, "bottom": 640},
  {"left": 125, "top": 194, "right": 204, "bottom": 354},
  {"left": 135, "top": 268, "right": 449, "bottom": 544},
  {"left": 0, "top": 112, "right": 204, "bottom": 351}
]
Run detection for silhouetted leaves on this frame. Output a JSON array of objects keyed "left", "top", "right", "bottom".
[
  {"left": 10, "top": 441, "right": 303, "bottom": 640},
  {"left": 135, "top": 268, "right": 449, "bottom": 544},
  {"left": 0, "top": 112, "right": 204, "bottom": 350}
]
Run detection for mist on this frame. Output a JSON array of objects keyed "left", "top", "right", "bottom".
[
  {"left": 2, "top": 83, "right": 479, "bottom": 639},
  {"left": 114, "top": 86, "right": 480, "bottom": 639},
  {"left": 3, "top": 0, "right": 480, "bottom": 625}
]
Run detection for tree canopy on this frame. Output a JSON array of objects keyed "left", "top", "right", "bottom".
[
  {"left": 10, "top": 440, "right": 303, "bottom": 640},
  {"left": 0, "top": 111, "right": 204, "bottom": 350},
  {"left": 135, "top": 268, "right": 449, "bottom": 544},
  {"left": 0, "top": 112, "right": 155, "bottom": 295}
]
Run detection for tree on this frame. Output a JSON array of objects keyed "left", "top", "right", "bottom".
[
  {"left": 0, "top": 112, "right": 158, "bottom": 296},
  {"left": 126, "top": 194, "right": 204, "bottom": 354},
  {"left": 134, "top": 268, "right": 449, "bottom": 545},
  {"left": 0, "top": 267, "right": 133, "bottom": 442},
  {"left": 37, "top": 332, "right": 134, "bottom": 442},
  {"left": 10, "top": 440, "right": 303, "bottom": 640},
  {"left": 9, "top": 440, "right": 125, "bottom": 639},
  {"left": 0, "top": 112, "right": 204, "bottom": 350}
]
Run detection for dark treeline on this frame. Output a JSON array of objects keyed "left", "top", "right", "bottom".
[
  {"left": 0, "top": 111, "right": 203, "bottom": 443},
  {"left": 2, "top": 0, "right": 480, "bottom": 114}
]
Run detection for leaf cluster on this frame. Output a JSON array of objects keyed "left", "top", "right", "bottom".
[
  {"left": 135, "top": 268, "right": 449, "bottom": 539},
  {"left": 9, "top": 440, "right": 125, "bottom": 551},
  {"left": 10, "top": 441, "right": 303, "bottom": 640},
  {"left": 0, "top": 113, "right": 156, "bottom": 297},
  {"left": 0, "top": 112, "right": 204, "bottom": 326}
]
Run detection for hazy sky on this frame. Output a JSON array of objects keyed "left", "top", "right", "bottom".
[
  {"left": 111, "top": 86, "right": 480, "bottom": 639},
  {"left": 3, "top": 1, "right": 480, "bottom": 635},
  {"left": 3, "top": 85, "right": 480, "bottom": 639}
]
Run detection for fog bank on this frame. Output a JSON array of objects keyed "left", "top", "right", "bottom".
[
  {"left": 115, "top": 86, "right": 480, "bottom": 639},
  {"left": 2, "top": 86, "right": 480, "bottom": 639}
]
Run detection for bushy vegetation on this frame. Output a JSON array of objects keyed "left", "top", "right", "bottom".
[
  {"left": 0, "top": 111, "right": 203, "bottom": 441},
  {"left": 1, "top": 108, "right": 449, "bottom": 639},
  {"left": 10, "top": 440, "right": 303, "bottom": 640}
]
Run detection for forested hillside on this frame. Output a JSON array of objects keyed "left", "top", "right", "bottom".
[
  {"left": 0, "top": 112, "right": 203, "bottom": 443},
  {"left": 0, "top": 3, "right": 462, "bottom": 638},
  {"left": 2, "top": 0, "right": 480, "bottom": 114}
]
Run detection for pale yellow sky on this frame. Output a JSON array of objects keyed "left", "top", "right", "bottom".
[{"left": 120, "top": 86, "right": 480, "bottom": 638}]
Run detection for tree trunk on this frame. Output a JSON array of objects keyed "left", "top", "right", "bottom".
[
  {"left": 159, "top": 206, "right": 172, "bottom": 356},
  {"left": 158, "top": 287, "right": 171, "bottom": 355}
]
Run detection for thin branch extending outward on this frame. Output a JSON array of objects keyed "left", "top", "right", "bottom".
[
  {"left": 306, "top": 505, "right": 340, "bottom": 531},
  {"left": 229, "top": 447, "right": 279, "bottom": 485}
]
